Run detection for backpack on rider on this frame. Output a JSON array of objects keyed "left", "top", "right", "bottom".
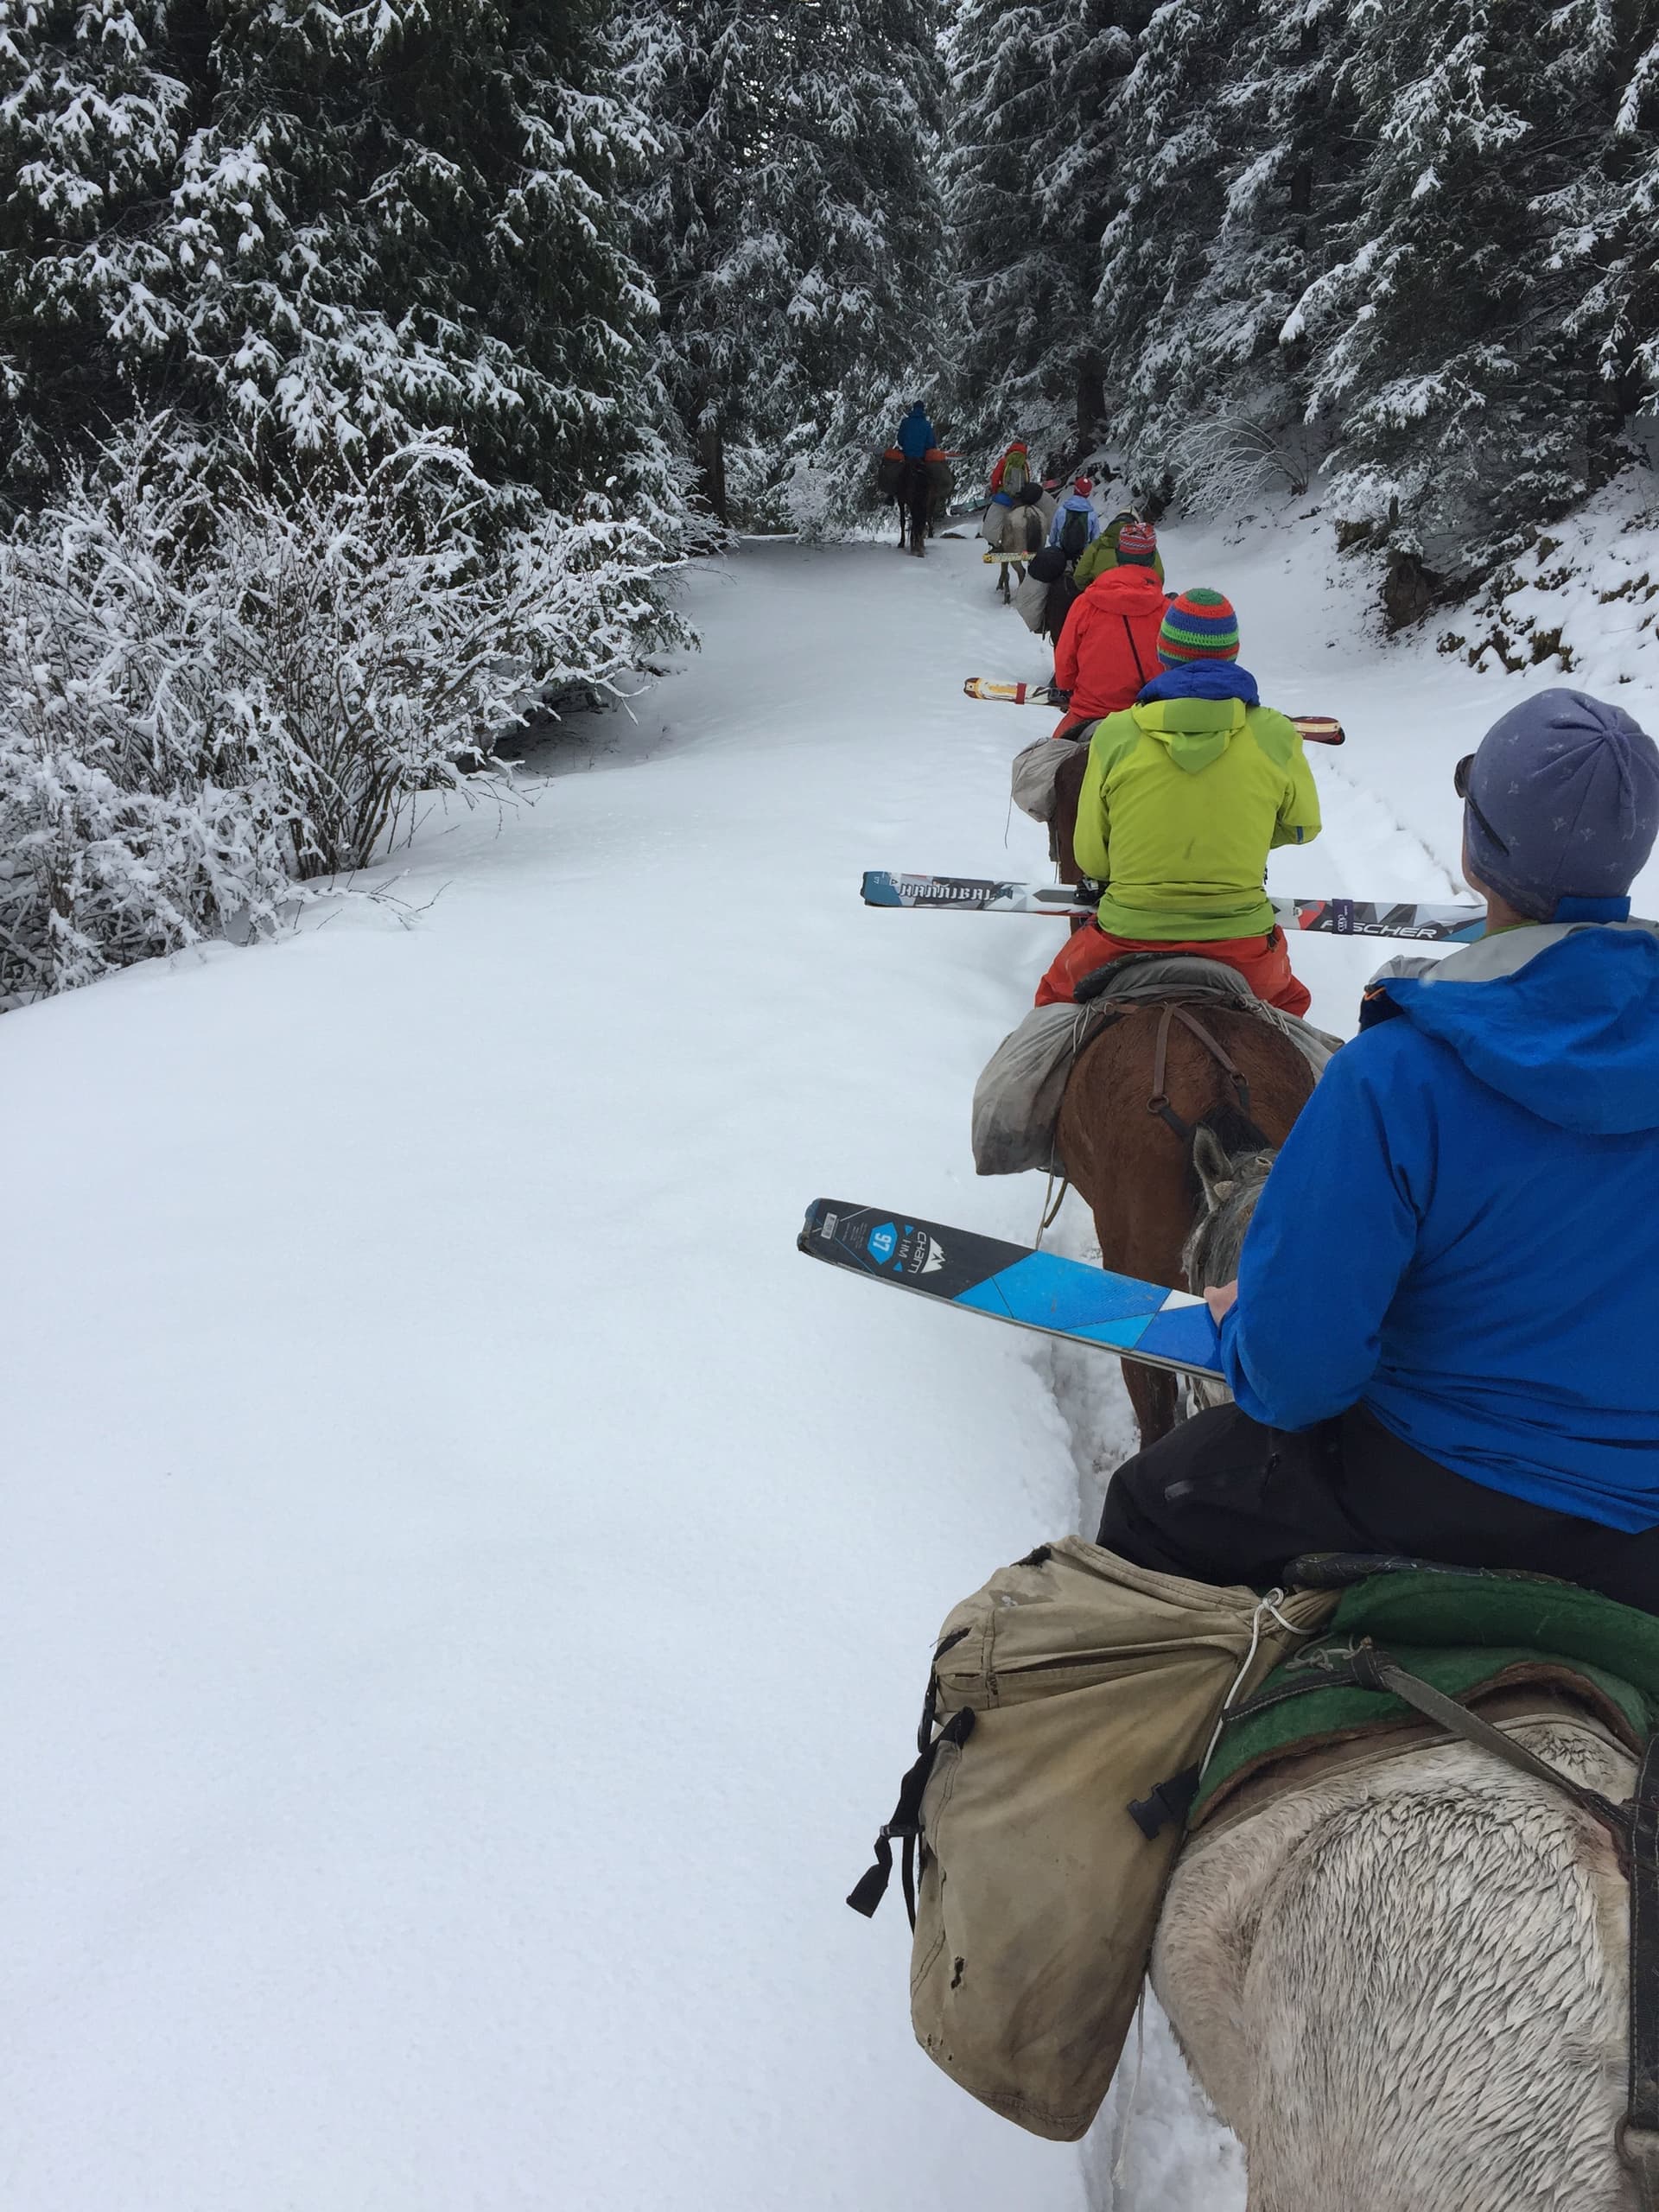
[
  {"left": 989, "top": 440, "right": 1031, "bottom": 498},
  {"left": 1058, "top": 502, "right": 1091, "bottom": 562}
]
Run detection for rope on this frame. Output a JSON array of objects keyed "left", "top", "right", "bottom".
[
  {"left": 1034, "top": 1166, "right": 1070, "bottom": 1248},
  {"left": 1200, "top": 1587, "right": 1287, "bottom": 1777}
]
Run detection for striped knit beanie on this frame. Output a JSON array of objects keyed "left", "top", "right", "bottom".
[
  {"left": 1158, "top": 588, "right": 1240, "bottom": 666},
  {"left": 1116, "top": 520, "right": 1158, "bottom": 564}
]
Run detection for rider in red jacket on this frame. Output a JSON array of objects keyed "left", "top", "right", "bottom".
[{"left": 1052, "top": 523, "right": 1167, "bottom": 735}]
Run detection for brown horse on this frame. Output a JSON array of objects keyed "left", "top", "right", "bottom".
[{"left": 1055, "top": 1001, "right": 1314, "bottom": 1447}]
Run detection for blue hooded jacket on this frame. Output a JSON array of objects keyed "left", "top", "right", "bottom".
[
  {"left": 897, "top": 405, "right": 935, "bottom": 460},
  {"left": 1221, "top": 913, "right": 1659, "bottom": 1530},
  {"left": 1048, "top": 493, "right": 1101, "bottom": 550}
]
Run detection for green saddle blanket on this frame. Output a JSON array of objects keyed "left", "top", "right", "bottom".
[{"left": 1192, "top": 1567, "right": 1659, "bottom": 1827}]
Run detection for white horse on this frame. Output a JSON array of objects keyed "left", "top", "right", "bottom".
[
  {"left": 1157, "top": 1130, "right": 1639, "bottom": 2210},
  {"left": 1153, "top": 1718, "right": 1634, "bottom": 2209}
]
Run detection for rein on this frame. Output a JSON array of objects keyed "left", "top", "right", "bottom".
[{"left": 1144, "top": 1001, "right": 1274, "bottom": 1153}]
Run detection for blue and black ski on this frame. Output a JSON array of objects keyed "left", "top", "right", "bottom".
[
  {"left": 798, "top": 1198, "right": 1224, "bottom": 1382},
  {"left": 861, "top": 871, "right": 1486, "bottom": 943}
]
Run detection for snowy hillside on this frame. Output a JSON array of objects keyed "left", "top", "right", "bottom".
[{"left": 4, "top": 516, "right": 1658, "bottom": 2211}]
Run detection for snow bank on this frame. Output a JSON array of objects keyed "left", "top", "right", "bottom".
[
  {"left": 1434, "top": 467, "right": 1659, "bottom": 693},
  {"left": 7, "top": 508, "right": 1658, "bottom": 2212}
]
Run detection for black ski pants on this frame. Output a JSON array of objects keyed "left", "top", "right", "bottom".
[{"left": 1098, "top": 1402, "right": 1659, "bottom": 1614}]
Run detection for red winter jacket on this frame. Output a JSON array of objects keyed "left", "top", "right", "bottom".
[{"left": 1052, "top": 566, "right": 1170, "bottom": 722}]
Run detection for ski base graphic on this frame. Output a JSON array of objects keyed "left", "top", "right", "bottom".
[
  {"left": 798, "top": 1198, "right": 1224, "bottom": 1382},
  {"left": 861, "top": 872, "right": 1486, "bottom": 943}
]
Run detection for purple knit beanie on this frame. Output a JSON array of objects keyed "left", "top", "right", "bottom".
[{"left": 1462, "top": 688, "right": 1659, "bottom": 918}]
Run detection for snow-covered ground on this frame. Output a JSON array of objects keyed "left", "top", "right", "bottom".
[{"left": 5, "top": 509, "right": 1657, "bottom": 2211}]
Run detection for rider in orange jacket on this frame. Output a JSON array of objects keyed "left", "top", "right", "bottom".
[{"left": 1051, "top": 521, "right": 1167, "bottom": 736}]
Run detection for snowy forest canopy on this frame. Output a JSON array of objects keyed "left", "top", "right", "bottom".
[{"left": 0, "top": 0, "right": 1656, "bottom": 1001}]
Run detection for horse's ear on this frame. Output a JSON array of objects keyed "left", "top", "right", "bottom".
[{"left": 1192, "top": 1126, "right": 1236, "bottom": 1209}]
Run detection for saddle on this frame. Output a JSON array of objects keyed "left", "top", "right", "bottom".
[{"left": 1187, "top": 1559, "right": 1659, "bottom": 2205}]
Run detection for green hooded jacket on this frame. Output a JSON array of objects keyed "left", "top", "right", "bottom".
[
  {"left": 1073, "top": 514, "right": 1165, "bottom": 589},
  {"left": 1073, "top": 696, "right": 1321, "bottom": 939}
]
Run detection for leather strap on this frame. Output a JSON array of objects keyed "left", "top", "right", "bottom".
[
  {"left": 1146, "top": 1001, "right": 1270, "bottom": 1148},
  {"left": 1624, "top": 1733, "right": 1659, "bottom": 2204},
  {"left": 1351, "top": 1647, "right": 1631, "bottom": 1841}
]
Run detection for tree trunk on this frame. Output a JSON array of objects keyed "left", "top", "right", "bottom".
[
  {"left": 1076, "top": 359, "right": 1106, "bottom": 452},
  {"left": 697, "top": 421, "right": 728, "bottom": 524}
]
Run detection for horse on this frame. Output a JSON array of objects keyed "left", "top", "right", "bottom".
[
  {"left": 1144, "top": 1126, "right": 1640, "bottom": 2210},
  {"left": 895, "top": 458, "right": 931, "bottom": 556},
  {"left": 1054, "top": 1003, "right": 1314, "bottom": 1449}
]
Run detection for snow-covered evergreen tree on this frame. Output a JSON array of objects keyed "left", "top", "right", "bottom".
[
  {"left": 1096, "top": 0, "right": 1358, "bottom": 505},
  {"left": 0, "top": 0, "right": 694, "bottom": 1001},
  {"left": 1083, "top": 0, "right": 1659, "bottom": 588},
  {"left": 626, "top": 0, "right": 948, "bottom": 522},
  {"left": 941, "top": 1, "right": 1139, "bottom": 468},
  {"left": 0, "top": 0, "right": 677, "bottom": 531},
  {"left": 1286, "top": 0, "right": 1636, "bottom": 574}
]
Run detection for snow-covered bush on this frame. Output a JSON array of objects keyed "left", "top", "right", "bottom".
[
  {"left": 1170, "top": 414, "right": 1321, "bottom": 515},
  {"left": 0, "top": 425, "right": 689, "bottom": 1006}
]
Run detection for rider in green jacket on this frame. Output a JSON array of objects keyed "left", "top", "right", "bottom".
[{"left": 1073, "top": 512, "right": 1166, "bottom": 589}]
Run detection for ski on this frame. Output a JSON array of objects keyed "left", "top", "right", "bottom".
[
  {"left": 860, "top": 873, "right": 1487, "bottom": 942},
  {"left": 963, "top": 681, "right": 1345, "bottom": 745},
  {"left": 798, "top": 1198, "right": 1224, "bottom": 1382},
  {"left": 963, "top": 677, "right": 1058, "bottom": 703},
  {"left": 980, "top": 550, "right": 1040, "bottom": 566}
]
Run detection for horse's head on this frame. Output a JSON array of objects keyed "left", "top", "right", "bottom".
[{"left": 1182, "top": 1123, "right": 1276, "bottom": 1294}]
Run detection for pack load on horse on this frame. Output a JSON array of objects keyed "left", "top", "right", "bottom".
[
  {"left": 980, "top": 484, "right": 1046, "bottom": 600},
  {"left": 923, "top": 446, "right": 955, "bottom": 533},
  {"left": 1011, "top": 545, "right": 1074, "bottom": 642},
  {"left": 1073, "top": 507, "right": 1166, "bottom": 588},
  {"left": 1035, "top": 588, "right": 1321, "bottom": 1015},
  {"left": 1048, "top": 477, "right": 1101, "bottom": 562},
  {"left": 847, "top": 687, "right": 1659, "bottom": 2207},
  {"left": 1049, "top": 518, "right": 1165, "bottom": 730}
]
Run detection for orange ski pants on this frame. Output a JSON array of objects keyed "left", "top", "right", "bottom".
[{"left": 1035, "top": 922, "right": 1312, "bottom": 1018}]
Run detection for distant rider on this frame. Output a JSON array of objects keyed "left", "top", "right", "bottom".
[
  {"left": 1051, "top": 520, "right": 1167, "bottom": 731},
  {"left": 988, "top": 439, "right": 1031, "bottom": 496},
  {"left": 1048, "top": 477, "right": 1102, "bottom": 558},
  {"left": 1034, "top": 588, "right": 1320, "bottom": 1014},
  {"left": 1098, "top": 690, "right": 1659, "bottom": 1614},
  {"left": 1073, "top": 509, "right": 1166, "bottom": 588},
  {"left": 896, "top": 402, "right": 936, "bottom": 460}
]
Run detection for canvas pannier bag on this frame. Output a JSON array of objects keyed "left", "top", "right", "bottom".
[
  {"left": 1009, "top": 734, "right": 1087, "bottom": 824},
  {"left": 849, "top": 1537, "right": 1336, "bottom": 2140}
]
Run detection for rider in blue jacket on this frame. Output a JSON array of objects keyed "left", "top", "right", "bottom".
[
  {"left": 896, "top": 403, "right": 935, "bottom": 460},
  {"left": 1098, "top": 688, "right": 1659, "bottom": 1611}
]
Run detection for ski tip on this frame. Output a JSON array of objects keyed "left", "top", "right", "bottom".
[
  {"left": 1292, "top": 715, "right": 1346, "bottom": 747},
  {"left": 861, "top": 870, "right": 901, "bottom": 907}
]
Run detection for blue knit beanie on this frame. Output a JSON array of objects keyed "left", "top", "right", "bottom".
[{"left": 1462, "top": 689, "right": 1659, "bottom": 919}]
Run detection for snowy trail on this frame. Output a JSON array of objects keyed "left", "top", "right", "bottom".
[{"left": 4, "top": 522, "right": 1656, "bottom": 2212}]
